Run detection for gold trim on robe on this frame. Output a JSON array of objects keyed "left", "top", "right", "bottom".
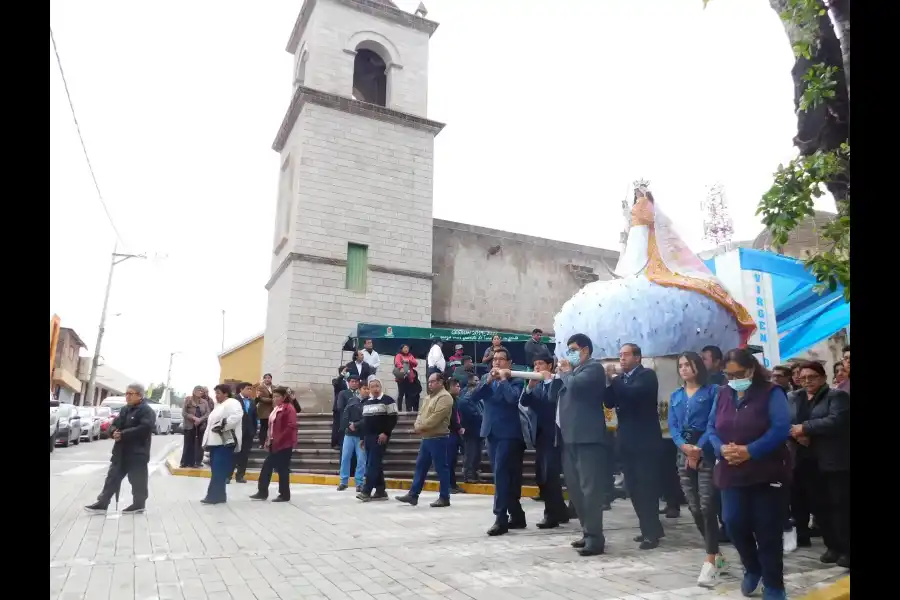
[{"left": 631, "top": 198, "right": 757, "bottom": 338}]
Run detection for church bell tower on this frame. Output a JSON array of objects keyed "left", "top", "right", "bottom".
[{"left": 263, "top": 0, "right": 444, "bottom": 407}]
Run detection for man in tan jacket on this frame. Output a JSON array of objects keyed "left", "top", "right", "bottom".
[{"left": 395, "top": 372, "right": 454, "bottom": 507}]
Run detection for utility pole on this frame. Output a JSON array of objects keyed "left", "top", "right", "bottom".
[
  {"left": 163, "top": 351, "right": 179, "bottom": 406},
  {"left": 83, "top": 245, "right": 146, "bottom": 407}
]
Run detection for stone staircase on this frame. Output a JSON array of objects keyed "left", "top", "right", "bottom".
[{"left": 246, "top": 412, "right": 539, "bottom": 484}]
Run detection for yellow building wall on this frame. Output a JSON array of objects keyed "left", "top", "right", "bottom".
[{"left": 218, "top": 336, "right": 264, "bottom": 385}]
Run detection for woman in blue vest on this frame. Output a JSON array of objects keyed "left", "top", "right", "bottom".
[
  {"left": 707, "top": 348, "right": 791, "bottom": 600},
  {"left": 668, "top": 352, "right": 728, "bottom": 588}
]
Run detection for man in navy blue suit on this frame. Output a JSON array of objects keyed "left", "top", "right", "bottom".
[{"left": 467, "top": 346, "right": 526, "bottom": 536}]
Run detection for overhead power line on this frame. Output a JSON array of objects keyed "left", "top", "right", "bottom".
[{"left": 50, "top": 25, "right": 125, "bottom": 246}]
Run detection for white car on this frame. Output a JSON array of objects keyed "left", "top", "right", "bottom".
[
  {"left": 77, "top": 407, "right": 102, "bottom": 442},
  {"left": 149, "top": 404, "right": 172, "bottom": 435}
]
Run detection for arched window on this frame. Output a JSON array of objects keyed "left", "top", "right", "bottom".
[{"left": 352, "top": 48, "right": 387, "bottom": 106}]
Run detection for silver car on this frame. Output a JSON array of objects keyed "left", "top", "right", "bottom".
[
  {"left": 77, "top": 407, "right": 102, "bottom": 442},
  {"left": 54, "top": 404, "right": 82, "bottom": 448}
]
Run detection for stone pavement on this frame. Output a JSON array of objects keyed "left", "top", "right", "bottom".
[{"left": 51, "top": 461, "right": 846, "bottom": 600}]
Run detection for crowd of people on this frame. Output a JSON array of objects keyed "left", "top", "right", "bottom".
[{"left": 81, "top": 335, "right": 849, "bottom": 600}]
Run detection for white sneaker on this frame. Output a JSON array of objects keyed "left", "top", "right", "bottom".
[
  {"left": 697, "top": 561, "right": 718, "bottom": 588},
  {"left": 783, "top": 527, "right": 798, "bottom": 553}
]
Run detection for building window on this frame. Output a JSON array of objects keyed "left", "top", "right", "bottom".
[
  {"left": 352, "top": 49, "right": 387, "bottom": 106},
  {"left": 346, "top": 243, "right": 368, "bottom": 292},
  {"left": 273, "top": 155, "right": 293, "bottom": 253}
]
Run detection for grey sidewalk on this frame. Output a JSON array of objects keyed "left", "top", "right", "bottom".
[{"left": 51, "top": 465, "right": 846, "bottom": 600}]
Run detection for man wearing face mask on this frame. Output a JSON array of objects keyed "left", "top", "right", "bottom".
[
  {"left": 556, "top": 334, "right": 612, "bottom": 556},
  {"left": 605, "top": 343, "right": 665, "bottom": 550}
]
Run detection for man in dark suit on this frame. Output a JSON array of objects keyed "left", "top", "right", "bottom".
[
  {"left": 346, "top": 351, "right": 374, "bottom": 382},
  {"left": 605, "top": 343, "right": 665, "bottom": 549},
  {"left": 467, "top": 346, "right": 526, "bottom": 536},
  {"left": 557, "top": 333, "right": 612, "bottom": 556},
  {"left": 520, "top": 349, "right": 569, "bottom": 530},
  {"left": 228, "top": 382, "right": 258, "bottom": 484}
]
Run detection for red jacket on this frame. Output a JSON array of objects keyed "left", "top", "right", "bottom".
[
  {"left": 270, "top": 403, "right": 298, "bottom": 453},
  {"left": 394, "top": 353, "right": 418, "bottom": 382}
]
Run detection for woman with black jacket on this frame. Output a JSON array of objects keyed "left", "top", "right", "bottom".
[{"left": 788, "top": 361, "right": 850, "bottom": 569}]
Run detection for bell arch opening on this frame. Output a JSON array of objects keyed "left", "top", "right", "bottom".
[{"left": 352, "top": 47, "right": 388, "bottom": 106}]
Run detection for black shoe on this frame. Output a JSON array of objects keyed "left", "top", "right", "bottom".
[
  {"left": 536, "top": 519, "right": 560, "bottom": 529},
  {"left": 634, "top": 534, "right": 645, "bottom": 542},
  {"left": 272, "top": 496, "right": 290, "bottom": 503},
  {"left": 663, "top": 506, "right": 680, "bottom": 519},
  {"left": 836, "top": 554, "right": 850, "bottom": 569},
  {"left": 249, "top": 492, "right": 268, "bottom": 501},
  {"left": 371, "top": 490, "right": 389, "bottom": 501},
  {"left": 355, "top": 485, "right": 363, "bottom": 493},
  {"left": 809, "top": 526, "right": 822, "bottom": 538},
  {"left": 508, "top": 518, "right": 527, "bottom": 530},
  {"left": 430, "top": 497, "right": 450, "bottom": 508},
  {"left": 336, "top": 484, "right": 348, "bottom": 491},
  {"left": 84, "top": 502, "right": 109, "bottom": 514},
  {"left": 820, "top": 549, "right": 841, "bottom": 564},
  {"left": 613, "top": 487, "right": 627, "bottom": 500},
  {"left": 571, "top": 538, "right": 586, "bottom": 548},
  {"left": 601, "top": 502, "right": 612, "bottom": 511},
  {"left": 639, "top": 538, "right": 659, "bottom": 550},
  {"left": 235, "top": 478, "right": 247, "bottom": 484},
  {"left": 577, "top": 544, "right": 606, "bottom": 557},
  {"left": 226, "top": 478, "right": 232, "bottom": 485},
  {"left": 178, "top": 464, "right": 188, "bottom": 469},
  {"left": 797, "top": 536, "right": 812, "bottom": 548},
  {"left": 558, "top": 517, "right": 570, "bottom": 524},
  {"left": 122, "top": 504, "right": 145, "bottom": 514},
  {"left": 487, "top": 522, "right": 509, "bottom": 536},
  {"left": 356, "top": 491, "right": 372, "bottom": 502},
  {"left": 395, "top": 494, "right": 419, "bottom": 506},
  {"left": 200, "top": 498, "right": 225, "bottom": 505},
  {"left": 449, "top": 486, "right": 464, "bottom": 494}
]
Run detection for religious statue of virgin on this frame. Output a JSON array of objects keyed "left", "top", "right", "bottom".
[{"left": 553, "top": 185, "right": 755, "bottom": 360}]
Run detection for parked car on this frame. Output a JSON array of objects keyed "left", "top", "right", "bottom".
[
  {"left": 77, "top": 407, "right": 102, "bottom": 442},
  {"left": 149, "top": 404, "right": 172, "bottom": 435},
  {"left": 94, "top": 406, "right": 113, "bottom": 438},
  {"left": 169, "top": 409, "right": 184, "bottom": 434},
  {"left": 50, "top": 409, "right": 59, "bottom": 453},
  {"left": 54, "top": 404, "right": 82, "bottom": 448},
  {"left": 100, "top": 397, "right": 126, "bottom": 414}
]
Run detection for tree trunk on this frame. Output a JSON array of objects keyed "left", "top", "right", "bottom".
[
  {"left": 827, "top": 0, "right": 850, "bottom": 99},
  {"left": 769, "top": 0, "right": 849, "bottom": 201}
]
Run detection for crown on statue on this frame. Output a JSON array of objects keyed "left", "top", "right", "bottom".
[{"left": 632, "top": 178, "right": 651, "bottom": 200}]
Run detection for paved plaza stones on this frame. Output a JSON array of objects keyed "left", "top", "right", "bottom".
[{"left": 50, "top": 454, "right": 846, "bottom": 600}]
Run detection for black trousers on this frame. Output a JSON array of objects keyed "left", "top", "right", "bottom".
[
  {"left": 230, "top": 437, "right": 253, "bottom": 480},
  {"left": 97, "top": 456, "right": 149, "bottom": 507},
  {"left": 463, "top": 434, "right": 484, "bottom": 480},
  {"left": 536, "top": 437, "right": 567, "bottom": 522},
  {"left": 447, "top": 433, "right": 460, "bottom": 487},
  {"left": 621, "top": 449, "right": 664, "bottom": 540},
  {"left": 792, "top": 464, "right": 850, "bottom": 554},
  {"left": 396, "top": 379, "right": 409, "bottom": 411},
  {"left": 180, "top": 428, "right": 202, "bottom": 467},
  {"left": 362, "top": 434, "right": 387, "bottom": 493},
  {"left": 660, "top": 439, "right": 683, "bottom": 508},
  {"left": 331, "top": 411, "right": 342, "bottom": 447},
  {"left": 257, "top": 448, "right": 292, "bottom": 499},
  {"left": 407, "top": 394, "right": 420, "bottom": 412},
  {"left": 258, "top": 418, "right": 269, "bottom": 447}
]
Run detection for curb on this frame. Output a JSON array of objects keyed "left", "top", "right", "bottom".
[
  {"left": 165, "top": 452, "right": 541, "bottom": 497},
  {"left": 799, "top": 576, "right": 849, "bottom": 600}
]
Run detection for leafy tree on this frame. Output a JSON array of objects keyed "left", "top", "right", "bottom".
[{"left": 705, "top": 0, "right": 850, "bottom": 300}]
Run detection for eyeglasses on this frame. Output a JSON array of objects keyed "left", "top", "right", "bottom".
[
  {"left": 798, "top": 375, "right": 823, "bottom": 382},
  {"left": 724, "top": 370, "right": 750, "bottom": 380}
]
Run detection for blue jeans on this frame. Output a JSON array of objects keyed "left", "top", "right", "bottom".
[
  {"left": 206, "top": 445, "right": 235, "bottom": 503},
  {"left": 339, "top": 435, "right": 367, "bottom": 486},
  {"left": 410, "top": 436, "right": 451, "bottom": 499},
  {"left": 721, "top": 483, "right": 787, "bottom": 591}
]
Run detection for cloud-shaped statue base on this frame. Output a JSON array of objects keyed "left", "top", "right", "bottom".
[{"left": 553, "top": 276, "right": 741, "bottom": 360}]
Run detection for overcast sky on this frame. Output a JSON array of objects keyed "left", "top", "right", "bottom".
[{"left": 50, "top": 0, "right": 834, "bottom": 394}]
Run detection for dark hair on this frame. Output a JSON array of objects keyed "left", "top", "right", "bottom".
[
  {"left": 491, "top": 334, "right": 501, "bottom": 342},
  {"left": 400, "top": 343, "right": 409, "bottom": 352},
  {"left": 798, "top": 361, "right": 827, "bottom": 378},
  {"left": 272, "top": 386, "right": 289, "bottom": 398},
  {"left": 842, "top": 345, "right": 850, "bottom": 354},
  {"left": 832, "top": 362, "right": 844, "bottom": 375},
  {"left": 492, "top": 346, "right": 510, "bottom": 361},
  {"left": 772, "top": 365, "right": 792, "bottom": 378},
  {"left": 347, "top": 374, "right": 360, "bottom": 381},
  {"left": 790, "top": 363, "right": 803, "bottom": 374},
  {"left": 448, "top": 377, "right": 461, "bottom": 389},
  {"left": 364, "top": 339, "right": 373, "bottom": 344},
  {"left": 213, "top": 384, "right": 232, "bottom": 397},
  {"left": 461, "top": 355, "right": 472, "bottom": 362},
  {"left": 701, "top": 345, "right": 724, "bottom": 362},
  {"left": 238, "top": 382, "right": 252, "bottom": 392},
  {"left": 428, "top": 372, "right": 444, "bottom": 383},
  {"left": 623, "top": 342, "right": 642, "bottom": 358},
  {"left": 566, "top": 333, "right": 593, "bottom": 355},
  {"left": 264, "top": 373, "right": 272, "bottom": 378},
  {"left": 723, "top": 348, "right": 768, "bottom": 388},
  {"left": 676, "top": 351, "right": 708, "bottom": 386},
  {"left": 532, "top": 328, "right": 543, "bottom": 335},
  {"left": 533, "top": 352, "right": 554, "bottom": 366}
]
